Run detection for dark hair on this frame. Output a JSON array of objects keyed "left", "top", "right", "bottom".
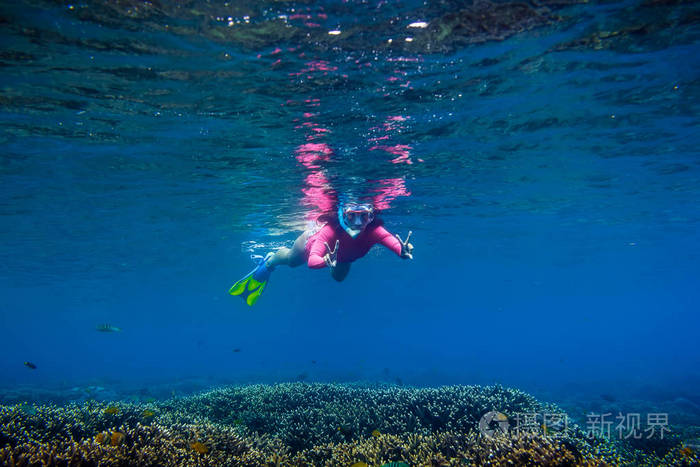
[{"left": 316, "top": 211, "right": 339, "bottom": 226}]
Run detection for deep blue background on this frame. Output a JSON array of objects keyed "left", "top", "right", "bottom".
[{"left": 0, "top": 0, "right": 698, "bottom": 408}]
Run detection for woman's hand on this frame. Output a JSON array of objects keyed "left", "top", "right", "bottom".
[
  {"left": 396, "top": 231, "right": 413, "bottom": 259},
  {"left": 323, "top": 240, "right": 339, "bottom": 268}
]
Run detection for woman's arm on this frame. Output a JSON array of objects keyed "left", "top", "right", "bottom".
[
  {"left": 307, "top": 225, "right": 336, "bottom": 268},
  {"left": 370, "top": 225, "right": 403, "bottom": 256}
]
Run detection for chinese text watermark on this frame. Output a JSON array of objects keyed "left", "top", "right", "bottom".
[{"left": 479, "top": 411, "right": 670, "bottom": 440}]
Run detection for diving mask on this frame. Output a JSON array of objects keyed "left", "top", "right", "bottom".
[{"left": 339, "top": 204, "right": 374, "bottom": 237}]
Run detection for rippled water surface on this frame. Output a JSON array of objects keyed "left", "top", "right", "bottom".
[{"left": 1, "top": 0, "right": 699, "bottom": 401}]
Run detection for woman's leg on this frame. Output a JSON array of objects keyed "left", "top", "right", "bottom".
[
  {"left": 331, "top": 262, "right": 351, "bottom": 282},
  {"left": 266, "top": 232, "right": 308, "bottom": 268}
]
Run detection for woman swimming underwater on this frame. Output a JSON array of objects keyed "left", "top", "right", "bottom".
[{"left": 229, "top": 202, "right": 413, "bottom": 306}]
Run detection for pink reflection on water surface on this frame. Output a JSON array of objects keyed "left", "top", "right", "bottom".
[
  {"left": 295, "top": 142, "right": 332, "bottom": 169},
  {"left": 371, "top": 178, "right": 411, "bottom": 210},
  {"left": 370, "top": 144, "right": 413, "bottom": 165}
]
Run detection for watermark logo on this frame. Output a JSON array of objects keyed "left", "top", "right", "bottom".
[
  {"left": 479, "top": 411, "right": 510, "bottom": 437},
  {"left": 478, "top": 411, "right": 670, "bottom": 440},
  {"left": 514, "top": 412, "right": 570, "bottom": 437},
  {"left": 586, "top": 412, "right": 670, "bottom": 439}
]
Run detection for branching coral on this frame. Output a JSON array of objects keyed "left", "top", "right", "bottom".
[
  {"left": 156, "top": 382, "right": 557, "bottom": 450},
  {"left": 1, "top": 383, "right": 679, "bottom": 466}
]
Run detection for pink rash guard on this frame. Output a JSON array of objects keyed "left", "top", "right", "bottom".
[{"left": 305, "top": 221, "right": 403, "bottom": 268}]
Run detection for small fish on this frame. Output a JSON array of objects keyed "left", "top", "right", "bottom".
[
  {"left": 311, "top": 360, "right": 317, "bottom": 364},
  {"left": 337, "top": 425, "right": 353, "bottom": 439},
  {"left": 371, "top": 429, "right": 381, "bottom": 437},
  {"left": 142, "top": 409, "right": 155, "bottom": 418},
  {"left": 541, "top": 423, "right": 548, "bottom": 436},
  {"left": 381, "top": 463, "right": 409, "bottom": 467},
  {"left": 350, "top": 463, "right": 369, "bottom": 467},
  {"left": 23, "top": 361, "right": 37, "bottom": 370},
  {"left": 97, "top": 324, "right": 121, "bottom": 333},
  {"left": 494, "top": 413, "right": 508, "bottom": 422},
  {"left": 104, "top": 406, "right": 119, "bottom": 415},
  {"left": 233, "top": 348, "right": 241, "bottom": 353}
]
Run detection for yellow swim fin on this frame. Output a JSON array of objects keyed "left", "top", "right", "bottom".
[
  {"left": 245, "top": 278, "right": 266, "bottom": 306},
  {"left": 229, "top": 271, "right": 254, "bottom": 296},
  {"left": 229, "top": 253, "right": 273, "bottom": 306}
]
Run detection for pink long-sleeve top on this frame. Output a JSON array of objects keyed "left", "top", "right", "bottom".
[{"left": 305, "top": 221, "right": 403, "bottom": 268}]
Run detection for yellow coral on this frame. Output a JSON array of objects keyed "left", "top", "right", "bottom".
[
  {"left": 110, "top": 431, "right": 125, "bottom": 446},
  {"left": 191, "top": 441, "right": 209, "bottom": 454},
  {"left": 94, "top": 432, "right": 107, "bottom": 445}
]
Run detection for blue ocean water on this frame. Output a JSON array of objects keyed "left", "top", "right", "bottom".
[{"left": 0, "top": 0, "right": 698, "bottom": 417}]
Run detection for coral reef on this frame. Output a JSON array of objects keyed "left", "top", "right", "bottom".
[
  {"left": 295, "top": 431, "right": 609, "bottom": 466},
  {"left": 156, "top": 382, "right": 560, "bottom": 449},
  {"left": 0, "top": 383, "right": 694, "bottom": 466}
]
